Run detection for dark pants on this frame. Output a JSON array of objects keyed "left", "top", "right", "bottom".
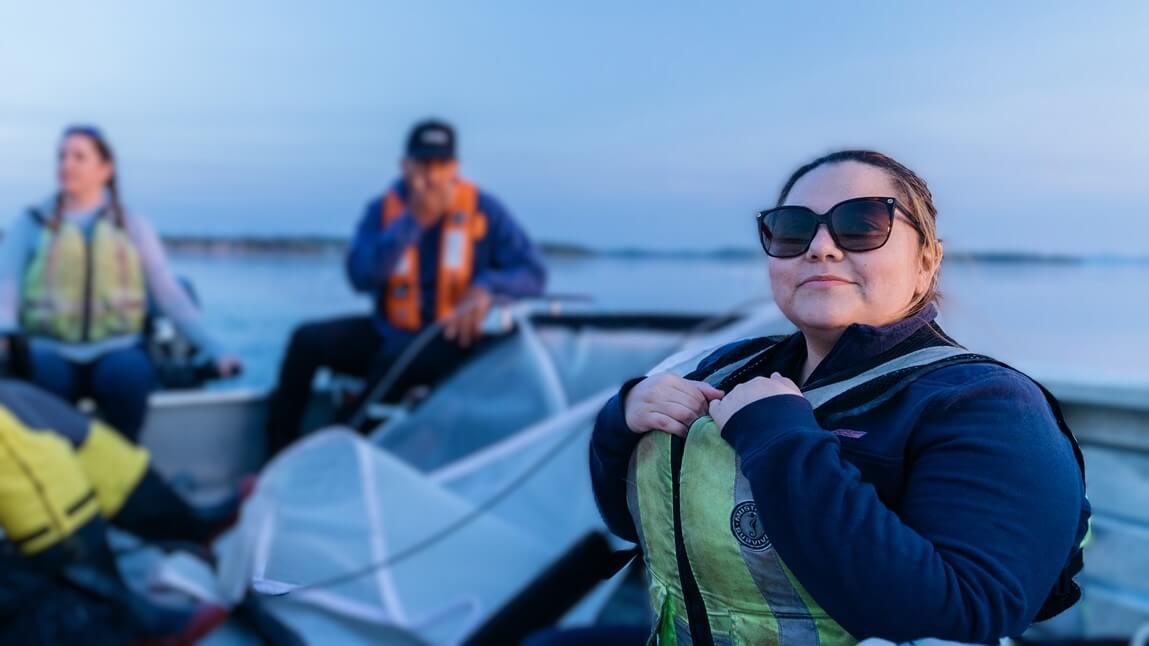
[
  {"left": 28, "top": 345, "right": 157, "bottom": 441},
  {"left": 114, "top": 468, "right": 237, "bottom": 544},
  {"left": 265, "top": 314, "right": 481, "bottom": 457}
]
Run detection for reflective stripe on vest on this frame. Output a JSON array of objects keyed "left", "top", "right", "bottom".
[
  {"left": 629, "top": 345, "right": 974, "bottom": 645},
  {"left": 20, "top": 211, "right": 146, "bottom": 343},
  {"left": 379, "top": 181, "right": 488, "bottom": 331}
]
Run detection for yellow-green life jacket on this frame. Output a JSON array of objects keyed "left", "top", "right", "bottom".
[
  {"left": 20, "top": 209, "right": 146, "bottom": 343},
  {"left": 630, "top": 417, "right": 855, "bottom": 646}
]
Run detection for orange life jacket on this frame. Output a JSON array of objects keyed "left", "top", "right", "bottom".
[{"left": 379, "top": 180, "right": 488, "bottom": 331}]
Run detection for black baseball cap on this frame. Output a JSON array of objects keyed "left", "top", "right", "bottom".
[{"left": 406, "top": 119, "right": 456, "bottom": 161}]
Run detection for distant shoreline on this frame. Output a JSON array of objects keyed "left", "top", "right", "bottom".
[
  {"left": 0, "top": 230, "right": 1136, "bottom": 264},
  {"left": 150, "top": 236, "right": 1147, "bottom": 265}
]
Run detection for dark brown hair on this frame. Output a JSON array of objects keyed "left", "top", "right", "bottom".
[
  {"left": 777, "top": 149, "right": 943, "bottom": 314},
  {"left": 53, "top": 125, "right": 125, "bottom": 229}
]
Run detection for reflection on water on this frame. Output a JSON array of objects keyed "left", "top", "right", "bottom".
[{"left": 170, "top": 253, "right": 1149, "bottom": 389}]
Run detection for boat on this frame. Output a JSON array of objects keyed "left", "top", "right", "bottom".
[
  {"left": 124, "top": 300, "right": 1149, "bottom": 644},
  {"left": 133, "top": 299, "right": 785, "bottom": 643}
]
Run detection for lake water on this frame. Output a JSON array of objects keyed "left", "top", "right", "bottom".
[{"left": 170, "top": 252, "right": 1149, "bottom": 390}]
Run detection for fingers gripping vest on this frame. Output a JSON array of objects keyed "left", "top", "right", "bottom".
[
  {"left": 379, "top": 181, "right": 488, "bottom": 331},
  {"left": 20, "top": 210, "right": 146, "bottom": 343},
  {"left": 632, "top": 420, "right": 855, "bottom": 646},
  {"left": 0, "top": 381, "right": 148, "bottom": 555},
  {"left": 626, "top": 345, "right": 1018, "bottom": 645}
]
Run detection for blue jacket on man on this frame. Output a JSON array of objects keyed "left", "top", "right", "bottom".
[{"left": 346, "top": 180, "right": 547, "bottom": 342}]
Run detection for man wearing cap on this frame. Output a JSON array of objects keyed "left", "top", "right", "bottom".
[{"left": 265, "top": 119, "right": 547, "bottom": 455}]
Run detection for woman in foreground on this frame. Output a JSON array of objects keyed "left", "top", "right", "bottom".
[{"left": 589, "top": 150, "right": 1089, "bottom": 644}]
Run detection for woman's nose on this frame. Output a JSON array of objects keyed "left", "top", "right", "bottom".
[{"left": 806, "top": 224, "right": 844, "bottom": 260}]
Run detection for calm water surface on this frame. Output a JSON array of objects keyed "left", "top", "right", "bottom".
[{"left": 170, "top": 253, "right": 1149, "bottom": 390}]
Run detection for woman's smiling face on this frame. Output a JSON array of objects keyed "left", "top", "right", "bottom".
[{"left": 768, "top": 161, "right": 935, "bottom": 335}]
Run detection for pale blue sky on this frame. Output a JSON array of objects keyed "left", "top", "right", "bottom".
[{"left": 1, "top": 1, "right": 1147, "bottom": 254}]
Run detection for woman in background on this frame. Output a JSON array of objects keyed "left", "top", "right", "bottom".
[{"left": 0, "top": 125, "right": 241, "bottom": 439}]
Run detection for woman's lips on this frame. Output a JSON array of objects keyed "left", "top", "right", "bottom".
[{"left": 799, "top": 275, "right": 854, "bottom": 287}]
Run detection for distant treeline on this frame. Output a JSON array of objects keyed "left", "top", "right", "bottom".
[
  {"left": 157, "top": 236, "right": 347, "bottom": 254},
  {"left": 152, "top": 236, "right": 1147, "bottom": 265},
  {"left": 0, "top": 231, "right": 1137, "bottom": 264},
  {"left": 153, "top": 238, "right": 800, "bottom": 260}
]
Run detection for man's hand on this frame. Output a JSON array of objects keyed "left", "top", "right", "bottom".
[
  {"left": 623, "top": 373, "right": 725, "bottom": 438},
  {"left": 443, "top": 285, "right": 492, "bottom": 348},
  {"left": 708, "top": 372, "right": 802, "bottom": 430}
]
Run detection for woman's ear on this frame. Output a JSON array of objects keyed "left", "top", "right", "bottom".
[{"left": 916, "top": 239, "right": 943, "bottom": 295}]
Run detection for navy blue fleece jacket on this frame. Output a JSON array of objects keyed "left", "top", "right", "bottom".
[{"left": 590, "top": 306, "right": 1087, "bottom": 642}]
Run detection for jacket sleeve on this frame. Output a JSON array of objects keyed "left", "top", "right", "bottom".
[
  {"left": 0, "top": 212, "right": 37, "bottom": 334},
  {"left": 470, "top": 195, "right": 546, "bottom": 299},
  {"left": 590, "top": 342, "right": 751, "bottom": 543},
  {"left": 589, "top": 378, "right": 646, "bottom": 542},
  {"left": 126, "top": 215, "right": 225, "bottom": 357},
  {"left": 345, "top": 199, "right": 423, "bottom": 293},
  {"left": 720, "top": 368, "right": 1084, "bottom": 642}
]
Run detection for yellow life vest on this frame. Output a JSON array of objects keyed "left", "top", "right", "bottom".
[
  {"left": 0, "top": 380, "right": 148, "bottom": 555},
  {"left": 379, "top": 181, "right": 488, "bottom": 331},
  {"left": 20, "top": 209, "right": 146, "bottom": 343}
]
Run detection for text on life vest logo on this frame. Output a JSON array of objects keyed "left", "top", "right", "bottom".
[{"left": 731, "top": 500, "right": 772, "bottom": 551}]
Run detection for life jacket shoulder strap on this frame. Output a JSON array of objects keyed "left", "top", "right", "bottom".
[
  {"left": 381, "top": 190, "right": 405, "bottom": 225},
  {"left": 816, "top": 352, "right": 1086, "bottom": 474},
  {"left": 810, "top": 347, "right": 986, "bottom": 417},
  {"left": 454, "top": 180, "right": 479, "bottom": 216},
  {"left": 691, "top": 336, "right": 1085, "bottom": 482},
  {"left": 25, "top": 205, "right": 117, "bottom": 229},
  {"left": 685, "top": 335, "right": 789, "bottom": 386}
]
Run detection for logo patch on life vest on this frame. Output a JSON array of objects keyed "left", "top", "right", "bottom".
[{"left": 730, "top": 501, "right": 772, "bottom": 551}]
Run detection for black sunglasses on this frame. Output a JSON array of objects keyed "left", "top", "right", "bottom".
[{"left": 756, "top": 196, "right": 920, "bottom": 258}]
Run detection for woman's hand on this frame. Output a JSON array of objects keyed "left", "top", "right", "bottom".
[
  {"left": 624, "top": 373, "right": 724, "bottom": 438},
  {"left": 214, "top": 354, "right": 243, "bottom": 378},
  {"left": 708, "top": 372, "right": 802, "bottom": 429}
]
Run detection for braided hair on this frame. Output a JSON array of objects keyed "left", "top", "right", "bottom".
[{"left": 52, "top": 125, "right": 126, "bottom": 230}]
